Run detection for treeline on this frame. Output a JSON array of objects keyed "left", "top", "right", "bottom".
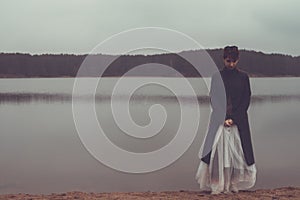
[{"left": 0, "top": 49, "right": 299, "bottom": 77}]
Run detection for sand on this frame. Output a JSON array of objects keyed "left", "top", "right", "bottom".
[{"left": 0, "top": 187, "right": 299, "bottom": 200}]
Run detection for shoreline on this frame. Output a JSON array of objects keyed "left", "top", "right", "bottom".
[
  {"left": 0, "top": 187, "right": 299, "bottom": 200},
  {"left": 0, "top": 75, "right": 299, "bottom": 78}
]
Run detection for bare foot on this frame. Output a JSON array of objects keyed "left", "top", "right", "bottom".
[
  {"left": 223, "top": 190, "right": 233, "bottom": 194},
  {"left": 230, "top": 185, "right": 239, "bottom": 193},
  {"left": 211, "top": 190, "right": 221, "bottom": 195}
]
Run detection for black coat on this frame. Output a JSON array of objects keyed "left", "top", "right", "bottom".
[{"left": 201, "top": 67, "right": 255, "bottom": 166}]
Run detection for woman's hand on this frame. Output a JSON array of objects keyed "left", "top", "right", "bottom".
[{"left": 224, "top": 119, "right": 234, "bottom": 127}]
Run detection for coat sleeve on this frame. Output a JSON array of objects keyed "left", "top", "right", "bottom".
[
  {"left": 231, "top": 74, "right": 251, "bottom": 122},
  {"left": 209, "top": 73, "right": 226, "bottom": 113}
]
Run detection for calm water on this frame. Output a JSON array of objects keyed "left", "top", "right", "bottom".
[{"left": 0, "top": 77, "right": 299, "bottom": 194}]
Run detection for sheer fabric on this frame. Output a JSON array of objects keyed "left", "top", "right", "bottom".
[{"left": 195, "top": 125, "right": 256, "bottom": 193}]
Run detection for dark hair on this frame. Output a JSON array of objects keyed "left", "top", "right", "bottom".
[{"left": 223, "top": 46, "right": 239, "bottom": 61}]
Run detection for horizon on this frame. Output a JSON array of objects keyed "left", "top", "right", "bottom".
[{"left": 1, "top": 47, "right": 299, "bottom": 57}]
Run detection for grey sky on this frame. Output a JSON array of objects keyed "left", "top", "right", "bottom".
[{"left": 0, "top": 0, "right": 299, "bottom": 56}]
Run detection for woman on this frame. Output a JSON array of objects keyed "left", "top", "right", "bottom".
[{"left": 195, "top": 46, "right": 257, "bottom": 194}]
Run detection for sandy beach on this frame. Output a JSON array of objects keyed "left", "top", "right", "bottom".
[{"left": 0, "top": 187, "right": 299, "bottom": 200}]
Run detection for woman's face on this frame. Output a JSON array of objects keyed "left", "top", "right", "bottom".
[{"left": 224, "top": 58, "right": 239, "bottom": 69}]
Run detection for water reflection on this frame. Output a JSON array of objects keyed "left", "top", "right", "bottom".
[
  {"left": 1, "top": 92, "right": 300, "bottom": 104},
  {"left": 0, "top": 93, "right": 70, "bottom": 104}
]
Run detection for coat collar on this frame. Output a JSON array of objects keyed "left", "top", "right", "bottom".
[{"left": 222, "top": 66, "right": 239, "bottom": 73}]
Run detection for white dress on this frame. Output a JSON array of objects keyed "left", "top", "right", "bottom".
[{"left": 195, "top": 125, "right": 256, "bottom": 193}]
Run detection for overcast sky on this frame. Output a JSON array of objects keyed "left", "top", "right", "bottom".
[{"left": 0, "top": 0, "right": 299, "bottom": 56}]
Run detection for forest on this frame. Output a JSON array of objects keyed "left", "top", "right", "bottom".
[{"left": 0, "top": 49, "right": 299, "bottom": 77}]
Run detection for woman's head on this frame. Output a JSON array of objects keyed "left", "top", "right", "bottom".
[{"left": 223, "top": 46, "right": 239, "bottom": 69}]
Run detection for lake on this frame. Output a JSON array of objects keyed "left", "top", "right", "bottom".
[{"left": 0, "top": 77, "right": 299, "bottom": 194}]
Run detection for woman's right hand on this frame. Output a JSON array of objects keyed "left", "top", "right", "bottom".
[{"left": 224, "top": 119, "right": 233, "bottom": 127}]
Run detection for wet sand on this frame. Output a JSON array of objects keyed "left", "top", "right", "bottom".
[{"left": 0, "top": 187, "right": 299, "bottom": 200}]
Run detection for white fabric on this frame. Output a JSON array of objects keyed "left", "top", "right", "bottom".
[{"left": 195, "top": 125, "right": 256, "bottom": 193}]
